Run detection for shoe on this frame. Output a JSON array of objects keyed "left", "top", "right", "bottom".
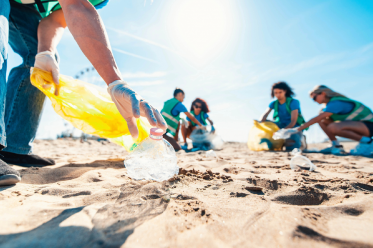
[
  {"left": 320, "top": 145, "right": 345, "bottom": 155},
  {"left": 181, "top": 144, "right": 188, "bottom": 150},
  {"left": 350, "top": 143, "right": 373, "bottom": 156},
  {"left": 0, "top": 151, "right": 55, "bottom": 167},
  {"left": 0, "top": 158, "right": 21, "bottom": 186}
]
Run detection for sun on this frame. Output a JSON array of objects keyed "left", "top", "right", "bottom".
[{"left": 166, "top": 0, "right": 236, "bottom": 67}]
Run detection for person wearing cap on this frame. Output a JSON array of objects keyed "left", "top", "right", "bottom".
[
  {"left": 161, "top": 88, "right": 205, "bottom": 151},
  {"left": 0, "top": 0, "right": 166, "bottom": 186},
  {"left": 287, "top": 85, "right": 373, "bottom": 155}
]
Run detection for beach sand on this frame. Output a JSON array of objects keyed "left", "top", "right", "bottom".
[{"left": 0, "top": 139, "right": 373, "bottom": 247}]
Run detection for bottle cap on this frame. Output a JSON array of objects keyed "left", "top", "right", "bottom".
[{"left": 150, "top": 128, "right": 164, "bottom": 140}]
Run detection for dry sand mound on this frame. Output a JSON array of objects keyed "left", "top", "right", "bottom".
[{"left": 0, "top": 139, "right": 373, "bottom": 247}]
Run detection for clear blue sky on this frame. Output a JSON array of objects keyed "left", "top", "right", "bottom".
[{"left": 7, "top": 0, "right": 373, "bottom": 143}]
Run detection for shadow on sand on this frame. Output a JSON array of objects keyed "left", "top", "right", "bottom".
[{"left": 0, "top": 181, "right": 170, "bottom": 247}]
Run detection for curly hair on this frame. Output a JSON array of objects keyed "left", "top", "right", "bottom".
[
  {"left": 190, "top": 98, "right": 210, "bottom": 113},
  {"left": 271, "top": 81, "right": 295, "bottom": 98}
]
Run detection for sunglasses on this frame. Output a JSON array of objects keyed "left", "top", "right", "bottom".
[
  {"left": 194, "top": 105, "right": 202, "bottom": 109},
  {"left": 313, "top": 94, "right": 319, "bottom": 101}
]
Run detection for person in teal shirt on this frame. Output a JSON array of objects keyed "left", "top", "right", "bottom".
[
  {"left": 161, "top": 89, "right": 204, "bottom": 151},
  {"left": 293, "top": 85, "right": 373, "bottom": 155},
  {"left": 181, "top": 98, "right": 214, "bottom": 148},
  {"left": 260, "top": 82, "right": 306, "bottom": 150}
]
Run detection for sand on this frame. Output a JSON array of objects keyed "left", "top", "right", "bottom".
[{"left": 0, "top": 139, "right": 373, "bottom": 248}]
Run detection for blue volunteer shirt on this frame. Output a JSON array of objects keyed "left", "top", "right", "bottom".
[
  {"left": 187, "top": 112, "right": 209, "bottom": 126},
  {"left": 324, "top": 100, "right": 355, "bottom": 114},
  {"left": 269, "top": 99, "right": 301, "bottom": 128},
  {"left": 171, "top": 102, "right": 188, "bottom": 116}
]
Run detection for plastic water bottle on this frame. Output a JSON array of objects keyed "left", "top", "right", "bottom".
[
  {"left": 124, "top": 128, "right": 179, "bottom": 182},
  {"left": 290, "top": 148, "right": 316, "bottom": 172}
]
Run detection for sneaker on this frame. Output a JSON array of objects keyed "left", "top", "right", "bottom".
[
  {"left": 350, "top": 143, "right": 373, "bottom": 156},
  {"left": 0, "top": 158, "right": 21, "bottom": 186},
  {"left": 0, "top": 151, "right": 55, "bottom": 167},
  {"left": 181, "top": 144, "right": 188, "bottom": 150},
  {"left": 320, "top": 145, "right": 345, "bottom": 155}
]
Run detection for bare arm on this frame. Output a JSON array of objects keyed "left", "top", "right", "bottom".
[
  {"left": 284, "top": 109, "right": 299, "bottom": 129},
  {"left": 297, "top": 112, "right": 333, "bottom": 131},
  {"left": 207, "top": 117, "right": 213, "bottom": 126},
  {"left": 58, "top": 0, "right": 121, "bottom": 85},
  {"left": 184, "top": 112, "right": 203, "bottom": 127},
  {"left": 37, "top": 10, "right": 66, "bottom": 54},
  {"left": 260, "top": 108, "right": 272, "bottom": 122}
]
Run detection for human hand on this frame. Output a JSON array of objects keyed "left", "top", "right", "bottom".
[
  {"left": 108, "top": 80, "right": 167, "bottom": 139},
  {"left": 34, "top": 51, "right": 60, "bottom": 96},
  {"left": 199, "top": 125, "right": 207, "bottom": 130}
]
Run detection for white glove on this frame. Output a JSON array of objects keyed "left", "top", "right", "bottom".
[
  {"left": 34, "top": 51, "right": 60, "bottom": 96},
  {"left": 108, "top": 80, "right": 167, "bottom": 139}
]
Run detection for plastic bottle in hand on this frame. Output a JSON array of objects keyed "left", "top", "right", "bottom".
[{"left": 124, "top": 128, "right": 179, "bottom": 182}]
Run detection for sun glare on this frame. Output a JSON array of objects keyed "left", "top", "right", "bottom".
[{"left": 166, "top": 0, "right": 236, "bottom": 67}]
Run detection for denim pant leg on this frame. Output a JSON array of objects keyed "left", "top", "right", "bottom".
[
  {"left": 3, "top": 3, "right": 44, "bottom": 154},
  {"left": 0, "top": 1, "right": 10, "bottom": 148},
  {"left": 285, "top": 132, "right": 302, "bottom": 151}
]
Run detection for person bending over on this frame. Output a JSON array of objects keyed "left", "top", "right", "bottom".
[
  {"left": 260, "top": 82, "right": 307, "bottom": 150},
  {"left": 161, "top": 88, "right": 204, "bottom": 151},
  {"left": 292, "top": 85, "right": 373, "bottom": 154},
  {"left": 0, "top": 0, "right": 166, "bottom": 186},
  {"left": 181, "top": 98, "right": 214, "bottom": 149}
]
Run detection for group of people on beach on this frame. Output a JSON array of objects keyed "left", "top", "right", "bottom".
[
  {"left": 0, "top": 0, "right": 372, "bottom": 188},
  {"left": 260, "top": 82, "right": 373, "bottom": 153},
  {"left": 160, "top": 88, "right": 214, "bottom": 152}
]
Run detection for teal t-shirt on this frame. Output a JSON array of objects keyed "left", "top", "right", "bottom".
[{"left": 269, "top": 99, "right": 301, "bottom": 128}]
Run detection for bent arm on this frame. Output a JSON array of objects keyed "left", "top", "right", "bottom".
[
  {"left": 207, "top": 117, "right": 213, "bottom": 126},
  {"left": 260, "top": 108, "right": 272, "bottom": 122},
  {"left": 297, "top": 112, "right": 333, "bottom": 131},
  {"left": 184, "top": 112, "right": 203, "bottom": 127},
  {"left": 58, "top": 0, "right": 121, "bottom": 85},
  {"left": 37, "top": 10, "right": 67, "bottom": 54},
  {"left": 285, "top": 109, "right": 299, "bottom": 129}
]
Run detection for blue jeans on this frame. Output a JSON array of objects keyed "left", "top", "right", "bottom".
[
  {"left": 0, "top": 2, "right": 47, "bottom": 154},
  {"left": 285, "top": 132, "right": 302, "bottom": 151},
  {"left": 273, "top": 121, "right": 302, "bottom": 151}
]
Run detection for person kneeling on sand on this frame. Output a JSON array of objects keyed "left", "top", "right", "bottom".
[
  {"left": 288, "top": 85, "right": 373, "bottom": 154},
  {"left": 161, "top": 88, "right": 205, "bottom": 151},
  {"left": 260, "top": 82, "right": 307, "bottom": 151},
  {"left": 0, "top": 0, "right": 166, "bottom": 186},
  {"left": 181, "top": 98, "right": 214, "bottom": 149}
]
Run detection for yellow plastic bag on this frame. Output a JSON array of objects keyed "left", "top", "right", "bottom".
[
  {"left": 30, "top": 67, "right": 151, "bottom": 151},
  {"left": 247, "top": 120, "right": 284, "bottom": 151}
]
